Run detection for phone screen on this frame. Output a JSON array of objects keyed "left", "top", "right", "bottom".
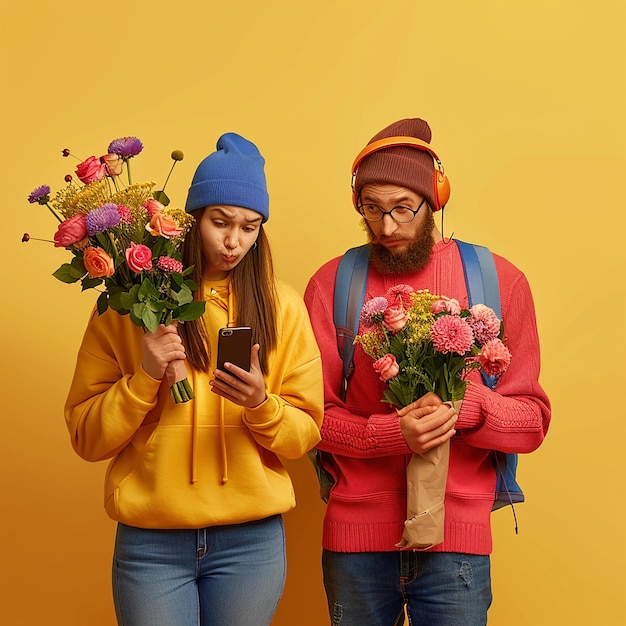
[{"left": 217, "top": 327, "right": 252, "bottom": 372}]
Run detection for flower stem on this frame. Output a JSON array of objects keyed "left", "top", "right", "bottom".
[
  {"left": 45, "top": 203, "right": 63, "bottom": 223},
  {"left": 171, "top": 378, "right": 194, "bottom": 403}
]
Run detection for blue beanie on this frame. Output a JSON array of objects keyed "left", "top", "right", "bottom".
[{"left": 185, "top": 132, "right": 269, "bottom": 222}]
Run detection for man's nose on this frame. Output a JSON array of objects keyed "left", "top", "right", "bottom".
[{"left": 380, "top": 213, "right": 398, "bottom": 236}]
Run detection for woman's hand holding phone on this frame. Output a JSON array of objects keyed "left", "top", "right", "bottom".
[{"left": 211, "top": 328, "right": 266, "bottom": 408}]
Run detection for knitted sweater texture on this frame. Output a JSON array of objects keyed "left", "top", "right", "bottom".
[{"left": 304, "top": 240, "right": 551, "bottom": 554}]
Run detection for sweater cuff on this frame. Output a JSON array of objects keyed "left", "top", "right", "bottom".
[
  {"left": 243, "top": 392, "right": 280, "bottom": 426},
  {"left": 457, "top": 380, "right": 486, "bottom": 429},
  {"left": 131, "top": 366, "right": 163, "bottom": 403},
  {"left": 368, "top": 412, "right": 413, "bottom": 454}
]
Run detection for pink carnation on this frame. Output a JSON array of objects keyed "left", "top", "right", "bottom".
[
  {"left": 157, "top": 256, "right": 183, "bottom": 273},
  {"left": 384, "top": 284, "right": 413, "bottom": 310},
  {"left": 468, "top": 304, "right": 501, "bottom": 344},
  {"left": 430, "top": 315, "right": 474, "bottom": 355},
  {"left": 431, "top": 296, "right": 461, "bottom": 316},
  {"left": 478, "top": 338, "right": 511, "bottom": 375},
  {"left": 116, "top": 204, "right": 133, "bottom": 224}
]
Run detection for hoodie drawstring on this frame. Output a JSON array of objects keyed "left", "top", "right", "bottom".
[
  {"left": 189, "top": 281, "right": 234, "bottom": 485},
  {"left": 219, "top": 285, "right": 235, "bottom": 484}
]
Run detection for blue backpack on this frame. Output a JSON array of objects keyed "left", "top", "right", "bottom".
[{"left": 331, "top": 240, "right": 524, "bottom": 529}]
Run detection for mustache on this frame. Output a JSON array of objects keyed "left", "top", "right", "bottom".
[{"left": 375, "top": 234, "right": 404, "bottom": 243}]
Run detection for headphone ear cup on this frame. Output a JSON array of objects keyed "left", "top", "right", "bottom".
[{"left": 433, "top": 171, "right": 451, "bottom": 211}]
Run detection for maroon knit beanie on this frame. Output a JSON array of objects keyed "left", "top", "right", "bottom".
[{"left": 354, "top": 118, "right": 438, "bottom": 211}]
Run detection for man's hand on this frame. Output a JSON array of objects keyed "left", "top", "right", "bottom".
[{"left": 397, "top": 392, "right": 458, "bottom": 454}]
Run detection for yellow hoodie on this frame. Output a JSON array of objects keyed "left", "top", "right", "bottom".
[{"left": 64, "top": 279, "right": 323, "bottom": 529}]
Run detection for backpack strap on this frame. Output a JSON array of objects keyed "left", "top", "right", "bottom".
[
  {"left": 309, "top": 244, "right": 370, "bottom": 502},
  {"left": 334, "top": 244, "right": 370, "bottom": 401},
  {"left": 455, "top": 240, "right": 500, "bottom": 389},
  {"left": 455, "top": 239, "right": 524, "bottom": 529}
]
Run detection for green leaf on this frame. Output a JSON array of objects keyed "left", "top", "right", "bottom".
[
  {"left": 141, "top": 307, "right": 159, "bottom": 333},
  {"left": 176, "top": 283, "right": 193, "bottom": 306},
  {"left": 175, "top": 300, "right": 206, "bottom": 322},
  {"left": 52, "top": 263, "right": 83, "bottom": 284},
  {"left": 138, "top": 278, "right": 160, "bottom": 302},
  {"left": 97, "top": 291, "right": 109, "bottom": 315},
  {"left": 95, "top": 232, "right": 114, "bottom": 254},
  {"left": 129, "top": 305, "right": 144, "bottom": 328},
  {"left": 119, "top": 285, "right": 140, "bottom": 311},
  {"left": 147, "top": 300, "right": 167, "bottom": 314},
  {"left": 81, "top": 276, "right": 103, "bottom": 291},
  {"left": 170, "top": 272, "right": 184, "bottom": 288},
  {"left": 153, "top": 190, "right": 170, "bottom": 206},
  {"left": 382, "top": 388, "right": 403, "bottom": 408}
]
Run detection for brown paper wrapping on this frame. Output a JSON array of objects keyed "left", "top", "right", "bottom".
[{"left": 396, "top": 399, "right": 461, "bottom": 550}]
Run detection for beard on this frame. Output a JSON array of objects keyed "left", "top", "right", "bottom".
[{"left": 362, "top": 208, "right": 436, "bottom": 274}]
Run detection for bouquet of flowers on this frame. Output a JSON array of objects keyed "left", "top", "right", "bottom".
[
  {"left": 24, "top": 136, "right": 206, "bottom": 403},
  {"left": 355, "top": 284, "right": 511, "bottom": 549}
]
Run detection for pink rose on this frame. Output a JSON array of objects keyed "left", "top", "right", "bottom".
[
  {"left": 478, "top": 338, "right": 511, "bottom": 376},
  {"left": 125, "top": 242, "right": 153, "bottom": 273},
  {"left": 383, "top": 305, "right": 408, "bottom": 332},
  {"left": 373, "top": 353, "right": 400, "bottom": 382},
  {"left": 75, "top": 156, "right": 106, "bottom": 184},
  {"left": 54, "top": 214, "right": 88, "bottom": 248},
  {"left": 83, "top": 246, "right": 115, "bottom": 278},
  {"left": 100, "top": 153, "right": 123, "bottom": 176},
  {"left": 143, "top": 199, "right": 165, "bottom": 216},
  {"left": 431, "top": 297, "right": 461, "bottom": 316},
  {"left": 146, "top": 212, "right": 183, "bottom": 238}
]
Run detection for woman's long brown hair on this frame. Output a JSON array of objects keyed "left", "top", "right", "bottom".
[{"left": 178, "top": 208, "right": 278, "bottom": 375}]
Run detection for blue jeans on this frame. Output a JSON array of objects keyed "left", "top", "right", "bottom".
[
  {"left": 113, "top": 516, "right": 286, "bottom": 626},
  {"left": 322, "top": 550, "right": 492, "bottom": 626}
]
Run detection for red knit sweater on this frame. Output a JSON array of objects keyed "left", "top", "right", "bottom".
[{"left": 304, "top": 240, "right": 551, "bottom": 555}]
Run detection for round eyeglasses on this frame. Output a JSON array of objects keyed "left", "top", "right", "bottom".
[{"left": 357, "top": 198, "right": 426, "bottom": 223}]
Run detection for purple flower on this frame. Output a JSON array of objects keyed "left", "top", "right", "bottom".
[
  {"left": 107, "top": 136, "right": 143, "bottom": 158},
  {"left": 86, "top": 203, "right": 122, "bottom": 235},
  {"left": 28, "top": 185, "right": 51, "bottom": 204},
  {"left": 360, "top": 296, "right": 388, "bottom": 327}
]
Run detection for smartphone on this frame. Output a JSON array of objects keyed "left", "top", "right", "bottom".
[{"left": 217, "top": 326, "right": 252, "bottom": 373}]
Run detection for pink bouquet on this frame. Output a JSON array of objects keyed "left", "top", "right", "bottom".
[
  {"left": 356, "top": 285, "right": 511, "bottom": 406},
  {"left": 24, "top": 137, "right": 205, "bottom": 403},
  {"left": 355, "top": 285, "right": 511, "bottom": 549}
]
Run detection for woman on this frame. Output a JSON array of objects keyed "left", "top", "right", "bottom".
[{"left": 65, "top": 132, "right": 324, "bottom": 625}]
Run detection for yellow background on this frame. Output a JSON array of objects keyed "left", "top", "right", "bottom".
[{"left": 2, "top": 1, "right": 625, "bottom": 624}]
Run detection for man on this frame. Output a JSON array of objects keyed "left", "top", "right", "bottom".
[{"left": 304, "top": 118, "right": 551, "bottom": 625}]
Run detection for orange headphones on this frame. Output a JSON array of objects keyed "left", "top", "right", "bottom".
[{"left": 350, "top": 136, "right": 451, "bottom": 212}]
